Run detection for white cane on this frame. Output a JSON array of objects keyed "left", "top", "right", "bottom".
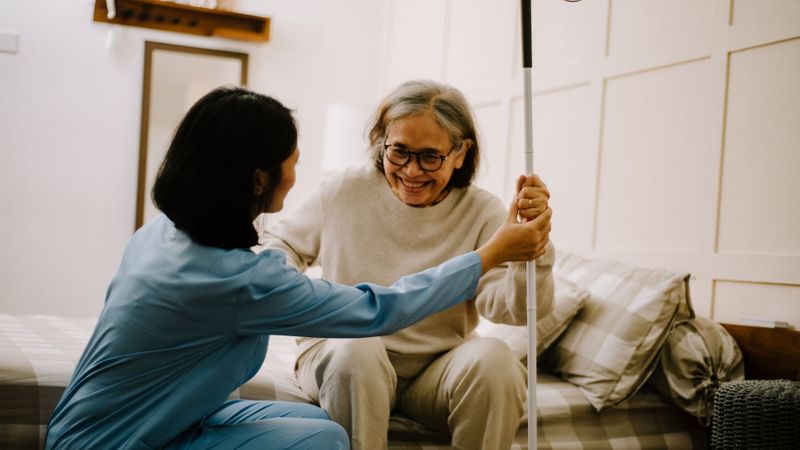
[
  {"left": 520, "top": 2, "right": 581, "bottom": 447},
  {"left": 519, "top": 1, "right": 537, "bottom": 448}
]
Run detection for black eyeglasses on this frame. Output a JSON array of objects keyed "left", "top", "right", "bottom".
[{"left": 383, "top": 140, "right": 456, "bottom": 172}]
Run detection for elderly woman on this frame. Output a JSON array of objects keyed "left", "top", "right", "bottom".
[{"left": 260, "top": 80, "right": 555, "bottom": 450}]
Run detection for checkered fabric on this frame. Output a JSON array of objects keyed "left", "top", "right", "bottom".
[
  {"left": 543, "top": 251, "right": 694, "bottom": 411},
  {"left": 385, "top": 373, "right": 706, "bottom": 450},
  {"left": 0, "top": 314, "right": 94, "bottom": 449},
  {"left": 0, "top": 314, "right": 706, "bottom": 449}
]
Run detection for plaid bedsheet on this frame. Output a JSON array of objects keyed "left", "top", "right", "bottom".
[{"left": 1, "top": 314, "right": 706, "bottom": 449}]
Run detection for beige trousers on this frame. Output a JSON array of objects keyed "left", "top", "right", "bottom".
[{"left": 295, "top": 337, "right": 526, "bottom": 450}]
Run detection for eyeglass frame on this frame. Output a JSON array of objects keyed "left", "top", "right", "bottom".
[{"left": 382, "top": 138, "right": 458, "bottom": 172}]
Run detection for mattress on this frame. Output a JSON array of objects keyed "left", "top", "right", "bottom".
[{"left": 0, "top": 314, "right": 706, "bottom": 449}]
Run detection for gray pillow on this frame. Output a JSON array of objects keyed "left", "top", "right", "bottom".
[{"left": 647, "top": 316, "right": 744, "bottom": 423}]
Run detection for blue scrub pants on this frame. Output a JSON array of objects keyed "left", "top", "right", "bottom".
[{"left": 165, "top": 400, "right": 349, "bottom": 449}]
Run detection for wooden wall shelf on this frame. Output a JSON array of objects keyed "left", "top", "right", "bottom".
[{"left": 93, "top": 0, "right": 270, "bottom": 42}]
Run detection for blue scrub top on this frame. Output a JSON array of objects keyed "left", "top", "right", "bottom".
[{"left": 45, "top": 215, "right": 481, "bottom": 449}]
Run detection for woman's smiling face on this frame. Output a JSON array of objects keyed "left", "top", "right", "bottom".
[{"left": 382, "top": 112, "right": 466, "bottom": 207}]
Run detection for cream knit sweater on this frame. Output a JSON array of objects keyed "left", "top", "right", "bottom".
[{"left": 259, "top": 165, "right": 554, "bottom": 357}]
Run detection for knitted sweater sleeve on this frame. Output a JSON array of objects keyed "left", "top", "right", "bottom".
[{"left": 474, "top": 207, "right": 555, "bottom": 326}]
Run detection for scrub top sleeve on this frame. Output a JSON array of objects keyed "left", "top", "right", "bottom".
[{"left": 235, "top": 250, "right": 483, "bottom": 337}]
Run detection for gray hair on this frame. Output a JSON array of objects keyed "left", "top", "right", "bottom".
[{"left": 367, "top": 80, "right": 480, "bottom": 188}]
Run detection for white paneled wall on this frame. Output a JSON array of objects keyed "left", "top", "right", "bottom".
[
  {"left": 731, "top": 0, "right": 800, "bottom": 24},
  {"left": 472, "top": 102, "right": 508, "bottom": 197},
  {"left": 445, "top": 0, "right": 517, "bottom": 87},
  {"left": 718, "top": 37, "right": 800, "bottom": 256},
  {"left": 597, "top": 59, "right": 715, "bottom": 253},
  {"left": 512, "top": 86, "right": 598, "bottom": 250},
  {"left": 380, "top": 0, "right": 800, "bottom": 326},
  {"left": 606, "top": 0, "right": 718, "bottom": 56},
  {"left": 382, "top": 0, "right": 449, "bottom": 88}
]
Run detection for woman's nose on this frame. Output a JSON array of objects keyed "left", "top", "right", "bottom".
[{"left": 403, "top": 155, "right": 425, "bottom": 176}]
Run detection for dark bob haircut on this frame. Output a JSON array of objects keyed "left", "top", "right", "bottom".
[
  {"left": 368, "top": 79, "right": 480, "bottom": 189},
  {"left": 152, "top": 86, "right": 297, "bottom": 249}
]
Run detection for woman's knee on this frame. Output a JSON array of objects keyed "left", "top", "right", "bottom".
[
  {"left": 326, "top": 337, "right": 388, "bottom": 364},
  {"left": 318, "top": 337, "right": 394, "bottom": 383},
  {"left": 309, "top": 420, "right": 350, "bottom": 450},
  {"left": 453, "top": 338, "right": 525, "bottom": 386}
]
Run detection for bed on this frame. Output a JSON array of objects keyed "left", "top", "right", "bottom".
[
  {"left": 3, "top": 253, "right": 796, "bottom": 449},
  {"left": 0, "top": 315, "right": 706, "bottom": 450}
]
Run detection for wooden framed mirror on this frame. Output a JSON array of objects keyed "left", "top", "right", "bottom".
[{"left": 135, "top": 41, "right": 248, "bottom": 230}]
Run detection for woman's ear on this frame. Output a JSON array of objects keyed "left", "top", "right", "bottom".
[
  {"left": 453, "top": 140, "right": 470, "bottom": 169},
  {"left": 253, "top": 169, "right": 268, "bottom": 196}
]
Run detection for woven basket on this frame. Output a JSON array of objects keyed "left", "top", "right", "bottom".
[{"left": 711, "top": 380, "right": 800, "bottom": 449}]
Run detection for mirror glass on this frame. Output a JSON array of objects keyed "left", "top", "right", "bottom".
[{"left": 136, "top": 41, "right": 248, "bottom": 229}]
